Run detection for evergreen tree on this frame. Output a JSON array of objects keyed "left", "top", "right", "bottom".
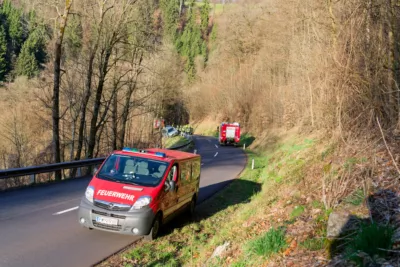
[
  {"left": 64, "top": 16, "right": 83, "bottom": 59},
  {"left": 0, "top": 25, "right": 7, "bottom": 80},
  {"left": 200, "top": 0, "right": 211, "bottom": 35},
  {"left": 210, "top": 23, "right": 217, "bottom": 43},
  {"left": 160, "top": 0, "right": 180, "bottom": 40},
  {"left": 0, "top": 0, "right": 48, "bottom": 80},
  {"left": 2, "top": 0, "right": 24, "bottom": 53},
  {"left": 15, "top": 43, "right": 38, "bottom": 78},
  {"left": 15, "top": 27, "right": 46, "bottom": 77},
  {"left": 179, "top": 0, "right": 203, "bottom": 79}
]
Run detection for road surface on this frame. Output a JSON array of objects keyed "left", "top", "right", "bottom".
[{"left": 0, "top": 135, "right": 246, "bottom": 267}]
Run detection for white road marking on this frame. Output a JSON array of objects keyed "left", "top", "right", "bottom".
[
  {"left": 207, "top": 139, "right": 211, "bottom": 143},
  {"left": 53, "top": 206, "right": 79, "bottom": 215},
  {"left": 214, "top": 152, "right": 218, "bottom": 157},
  {"left": 215, "top": 144, "right": 218, "bottom": 148}
]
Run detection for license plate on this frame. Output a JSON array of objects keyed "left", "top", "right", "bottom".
[{"left": 95, "top": 216, "right": 118, "bottom": 225}]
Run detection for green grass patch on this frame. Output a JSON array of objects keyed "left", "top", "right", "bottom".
[
  {"left": 300, "top": 237, "right": 326, "bottom": 251},
  {"left": 239, "top": 133, "right": 256, "bottom": 147},
  {"left": 321, "top": 143, "right": 336, "bottom": 160},
  {"left": 245, "top": 227, "right": 287, "bottom": 258},
  {"left": 344, "top": 157, "right": 358, "bottom": 170},
  {"left": 343, "top": 189, "right": 365, "bottom": 206},
  {"left": 290, "top": 205, "right": 305, "bottom": 220},
  {"left": 230, "top": 260, "right": 247, "bottom": 267},
  {"left": 125, "top": 241, "right": 179, "bottom": 266},
  {"left": 312, "top": 200, "right": 325, "bottom": 209},
  {"left": 279, "top": 138, "right": 315, "bottom": 156},
  {"left": 163, "top": 135, "right": 189, "bottom": 148}
]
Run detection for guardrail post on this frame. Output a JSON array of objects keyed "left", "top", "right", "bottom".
[
  {"left": 194, "top": 149, "right": 197, "bottom": 154},
  {"left": 251, "top": 159, "right": 255, "bottom": 170},
  {"left": 30, "top": 174, "right": 35, "bottom": 184},
  {"left": 77, "top": 167, "right": 81, "bottom": 177},
  {"left": 243, "top": 143, "right": 246, "bottom": 150}
]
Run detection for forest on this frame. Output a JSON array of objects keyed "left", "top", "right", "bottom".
[{"left": 0, "top": 0, "right": 214, "bottom": 175}]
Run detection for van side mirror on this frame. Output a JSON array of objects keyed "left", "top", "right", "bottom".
[{"left": 164, "top": 180, "right": 176, "bottom": 192}]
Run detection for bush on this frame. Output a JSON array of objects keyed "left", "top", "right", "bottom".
[{"left": 346, "top": 223, "right": 394, "bottom": 265}]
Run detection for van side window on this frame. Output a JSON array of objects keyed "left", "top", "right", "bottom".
[
  {"left": 192, "top": 159, "right": 200, "bottom": 180},
  {"left": 180, "top": 161, "right": 191, "bottom": 184},
  {"left": 167, "top": 165, "right": 177, "bottom": 181}
]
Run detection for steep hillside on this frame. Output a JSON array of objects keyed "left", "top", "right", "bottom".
[{"left": 98, "top": 0, "right": 400, "bottom": 265}]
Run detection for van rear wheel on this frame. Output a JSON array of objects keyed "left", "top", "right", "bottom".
[{"left": 144, "top": 214, "right": 161, "bottom": 241}]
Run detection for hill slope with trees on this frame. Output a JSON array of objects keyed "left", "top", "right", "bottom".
[{"left": 2, "top": 0, "right": 400, "bottom": 265}]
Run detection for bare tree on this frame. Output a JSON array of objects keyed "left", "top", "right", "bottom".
[{"left": 52, "top": 0, "right": 73, "bottom": 180}]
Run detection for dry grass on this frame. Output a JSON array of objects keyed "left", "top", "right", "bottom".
[{"left": 187, "top": 0, "right": 400, "bottom": 139}]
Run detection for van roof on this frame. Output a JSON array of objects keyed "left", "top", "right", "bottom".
[{"left": 114, "top": 148, "right": 199, "bottom": 162}]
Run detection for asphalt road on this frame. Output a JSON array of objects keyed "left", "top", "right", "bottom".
[{"left": 0, "top": 135, "right": 246, "bottom": 267}]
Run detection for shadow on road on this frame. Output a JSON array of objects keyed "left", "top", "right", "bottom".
[
  {"left": 328, "top": 189, "right": 400, "bottom": 266},
  {"left": 159, "top": 179, "right": 261, "bottom": 237}
]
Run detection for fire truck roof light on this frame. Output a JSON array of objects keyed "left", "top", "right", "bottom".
[
  {"left": 155, "top": 152, "right": 166, "bottom": 158},
  {"left": 122, "top": 147, "right": 166, "bottom": 158},
  {"left": 122, "top": 147, "right": 139, "bottom": 152}
]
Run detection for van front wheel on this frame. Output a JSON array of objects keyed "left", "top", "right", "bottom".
[{"left": 144, "top": 214, "right": 161, "bottom": 241}]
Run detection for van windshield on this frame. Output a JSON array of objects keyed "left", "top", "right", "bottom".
[{"left": 97, "top": 154, "right": 169, "bottom": 187}]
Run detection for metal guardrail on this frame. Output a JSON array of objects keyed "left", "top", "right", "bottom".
[
  {"left": 169, "top": 134, "right": 194, "bottom": 150},
  {"left": 0, "top": 158, "right": 106, "bottom": 180},
  {"left": 0, "top": 136, "right": 194, "bottom": 181}
]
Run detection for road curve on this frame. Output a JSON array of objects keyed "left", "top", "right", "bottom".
[{"left": 0, "top": 135, "right": 246, "bottom": 267}]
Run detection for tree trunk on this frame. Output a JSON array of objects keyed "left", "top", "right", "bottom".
[
  {"left": 118, "top": 55, "right": 143, "bottom": 149},
  {"left": 386, "top": 0, "right": 395, "bottom": 125},
  {"left": 74, "top": 2, "right": 109, "bottom": 162},
  {"left": 70, "top": 116, "right": 76, "bottom": 161},
  {"left": 75, "top": 52, "right": 95, "bottom": 162},
  {"left": 87, "top": 46, "right": 113, "bottom": 158},
  {"left": 53, "top": 0, "right": 73, "bottom": 181},
  {"left": 112, "top": 90, "right": 118, "bottom": 150}
]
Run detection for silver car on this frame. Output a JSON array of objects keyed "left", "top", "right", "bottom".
[{"left": 162, "top": 126, "right": 179, "bottom": 137}]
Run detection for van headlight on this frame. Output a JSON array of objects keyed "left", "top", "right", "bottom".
[
  {"left": 85, "top": 186, "right": 95, "bottom": 203},
  {"left": 130, "top": 196, "right": 152, "bottom": 210}
]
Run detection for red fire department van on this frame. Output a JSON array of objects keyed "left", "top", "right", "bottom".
[
  {"left": 78, "top": 147, "right": 201, "bottom": 240},
  {"left": 219, "top": 122, "right": 241, "bottom": 146}
]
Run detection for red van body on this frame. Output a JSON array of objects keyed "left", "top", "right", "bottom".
[
  {"left": 219, "top": 122, "right": 240, "bottom": 146},
  {"left": 78, "top": 147, "right": 201, "bottom": 240}
]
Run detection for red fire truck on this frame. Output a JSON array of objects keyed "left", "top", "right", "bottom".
[{"left": 219, "top": 122, "right": 240, "bottom": 146}]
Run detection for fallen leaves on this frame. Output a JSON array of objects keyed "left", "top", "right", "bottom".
[{"left": 283, "top": 240, "right": 298, "bottom": 256}]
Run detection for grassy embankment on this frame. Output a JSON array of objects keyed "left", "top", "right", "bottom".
[
  {"left": 163, "top": 135, "right": 192, "bottom": 149},
  {"left": 99, "top": 126, "right": 349, "bottom": 266},
  {"left": 100, "top": 121, "right": 399, "bottom": 266}
]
